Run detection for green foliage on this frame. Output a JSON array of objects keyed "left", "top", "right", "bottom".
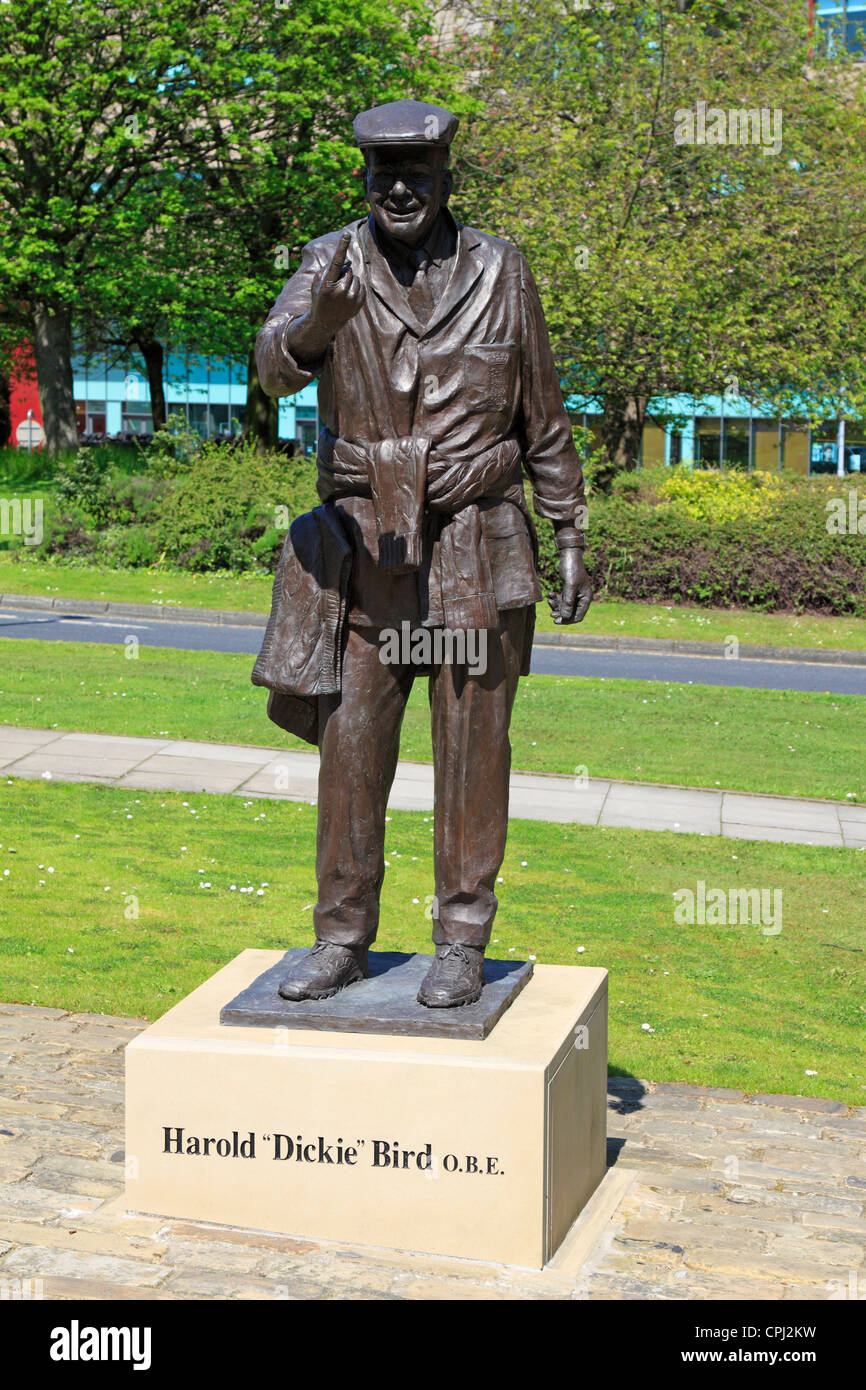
[
  {"left": 145, "top": 415, "right": 210, "bottom": 476},
  {"left": 99, "top": 524, "right": 161, "bottom": 569},
  {"left": 0, "top": 447, "right": 52, "bottom": 488},
  {"left": 14, "top": 440, "right": 318, "bottom": 572},
  {"left": 17, "top": 443, "right": 866, "bottom": 613},
  {"left": 54, "top": 450, "right": 113, "bottom": 525},
  {"left": 152, "top": 446, "right": 285, "bottom": 571},
  {"left": 571, "top": 475, "right": 866, "bottom": 615},
  {"left": 458, "top": 0, "right": 866, "bottom": 474}
]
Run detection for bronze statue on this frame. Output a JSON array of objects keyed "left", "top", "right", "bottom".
[{"left": 253, "top": 99, "right": 591, "bottom": 1009}]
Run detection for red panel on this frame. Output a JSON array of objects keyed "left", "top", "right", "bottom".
[{"left": 8, "top": 342, "right": 42, "bottom": 446}]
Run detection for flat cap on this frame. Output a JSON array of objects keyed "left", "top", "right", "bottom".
[{"left": 353, "top": 99, "right": 458, "bottom": 150}]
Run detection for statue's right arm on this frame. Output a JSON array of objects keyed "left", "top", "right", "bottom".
[{"left": 254, "top": 240, "right": 331, "bottom": 399}]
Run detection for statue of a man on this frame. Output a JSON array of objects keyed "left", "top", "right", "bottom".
[{"left": 254, "top": 99, "right": 591, "bottom": 1009}]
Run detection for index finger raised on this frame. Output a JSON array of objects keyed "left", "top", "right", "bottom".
[{"left": 325, "top": 231, "right": 352, "bottom": 283}]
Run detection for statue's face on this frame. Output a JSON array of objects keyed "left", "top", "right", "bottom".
[{"left": 365, "top": 146, "right": 451, "bottom": 247}]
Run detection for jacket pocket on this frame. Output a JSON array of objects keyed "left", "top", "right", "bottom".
[{"left": 463, "top": 342, "right": 518, "bottom": 412}]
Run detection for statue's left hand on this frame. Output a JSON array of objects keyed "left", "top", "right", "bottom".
[{"left": 547, "top": 549, "right": 592, "bottom": 625}]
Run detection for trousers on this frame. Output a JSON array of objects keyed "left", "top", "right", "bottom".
[{"left": 313, "top": 607, "right": 528, "bottom": 948}]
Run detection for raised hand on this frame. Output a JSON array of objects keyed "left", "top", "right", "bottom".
[
  {"left": 284, "top": 231, "right": 366, "bottom": 365},
  {"left": 309, "top": 231, "right": 366, "bottom": 336}
]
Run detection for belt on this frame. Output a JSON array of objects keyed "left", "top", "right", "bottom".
[{"left": 315, "top": 431, "right": 524, "bottom": 629}]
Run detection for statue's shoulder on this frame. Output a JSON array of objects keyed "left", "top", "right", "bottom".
[{"left": 459, "top": 224, "right": 524, "bottom": 269}]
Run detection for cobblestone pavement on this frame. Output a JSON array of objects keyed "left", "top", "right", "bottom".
[{"left": 0, "top": 1003, "right": 864, "bottom": 1301}]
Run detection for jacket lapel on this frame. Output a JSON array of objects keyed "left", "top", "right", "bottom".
[
  {"left": 360, "top": 219, "right": 425, "bottom": 336},
  {"left": 422, "top": 225, "right": 485, "bottom": 338},
  {"left": 359, "top": 217, "right": 485, "bottom": 339}
]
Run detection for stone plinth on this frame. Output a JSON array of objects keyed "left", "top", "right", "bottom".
[{"left": 125, "top": 950, "right": 607, "bottom": 1268}]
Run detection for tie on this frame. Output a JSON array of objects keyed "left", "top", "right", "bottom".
[{"left": 408, "top": 247, "right": 434, "bottom": 323}]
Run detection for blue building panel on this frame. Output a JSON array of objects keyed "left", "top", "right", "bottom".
[{"left": 71, "top": 349, "right": 320, "bottom": 446}]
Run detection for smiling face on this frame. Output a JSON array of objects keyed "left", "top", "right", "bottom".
[{"left": 364, "top": 145, "right": 452, "bottom": 248}]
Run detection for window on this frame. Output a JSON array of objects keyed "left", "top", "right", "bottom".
[
  {"left": 188, "top": 403, "right": 230, "bottom": 437},
  {"left": 121, "top": 408, "right": 153, "bottom": 436},
  {"left": 75, "top": 400, "right": 107, "bottom": 434}
]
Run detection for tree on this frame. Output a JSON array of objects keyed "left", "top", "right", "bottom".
[
  {"left": 0, "top": 0, "right": 263, "bottom": 452},
  {"left": 77, "top": 172, "right": 236, "bottom": 434},
  {"left": 174, "top": 0, "right": 466, "bottom": 450},
  {"left": 0, "top": 0, "right": 461, "bottom": 453},
  {"left": 454, "top": 0, "right": 866, "bottom": 484}
]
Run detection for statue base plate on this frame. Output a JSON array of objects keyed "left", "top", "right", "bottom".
[
  {"left": 220, "top": 948, "right": 533, "bottom": 1039},
  {"left": 125, "top": 949, "right": 608, "bottom": 1268}
]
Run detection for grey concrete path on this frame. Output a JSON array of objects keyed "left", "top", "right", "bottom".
[
  {"left": 3, "top": 724, "right": 865, "bottom": 848},
  {"left": 1, "top": 1003, "right": 864, "bottom": 1300}
]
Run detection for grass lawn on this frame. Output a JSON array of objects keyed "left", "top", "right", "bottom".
[
  {"left": 535, "top": 597, "right": 866, "bottom": 650},
  {"left": 0, "top": 779, "right": 862, "bottom": 1102},
  {"left": 0, "top": 638, "right": 863, "bottom": 802},
  {"left": 0, "top": 553, "right": 274, "bottom": 615},
  {"left": 4, "top": 553, "right": 866, "bottom": 652}
]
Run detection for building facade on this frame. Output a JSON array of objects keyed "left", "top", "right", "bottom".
[
  {"left": 572, "top": 394, "right": 866, "bottom": 477},
  {"left": 8, "top": 347, "right": 321, "bottom": 456}
]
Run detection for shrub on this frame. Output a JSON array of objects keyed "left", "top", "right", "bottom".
[
  {"left": 657, "top": 466, "right": 785, "bottom": 522},
  {"left": 582, "top": 493, "right": 866, "bottom": 616},
  {"left": 105, "top": 473, "right": 169, "bottom": 525},
  {"left": 30, "top": 501, "right": 97, "bottom": 561},
  {"left": 153, "top": 442, "right": 318, "bottom": 571},
  {"left": 9, "top": 437, "right": 865, "bottom": 617},
  {"left": 532, "top": 473, "right": 866, "bottom": 615},
  {"left": 97, "top": 524, "right": 160, "bottom": 568},
  {"left": 55, "top": 449, "right": 113, "bottom": 524}
]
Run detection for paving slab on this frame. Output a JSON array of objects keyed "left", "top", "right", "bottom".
[
  {"left": 41, "top": 733, "right": 169, "bottom": 758},
  {"left": 238, "top": 768, "right": 321, "bottom": 799},
  {"left": 0, "top": 726, "right": 60, "bottom": 747},
  {"left": 132, "top": 753, "right": 264, "bottom": 780},
  {"left": 722, "top": 792, "right": 843, "bottom": 832},
  {"left": 606, "top": 784, "right": 723, "bottom": 810},
  {"left": 4, "top": 753, "right": 149, "bottom": 778},
  {"left": 156, "top": 740, "right": 280, "bottom": 764},
  {"left": 721, "top": 823, "right": 845, "bottom": 847},
  {"left": 0, "top": 741, "right": 58, "bottom": 767},
  {"left": 600, "top": 810, "right": 719, "bottom": 834},
  {"left": 114, "top": 771, "right": 255, "bottom": 794}
]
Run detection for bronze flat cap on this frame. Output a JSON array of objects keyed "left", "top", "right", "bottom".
[{"left": 353, "top": 99, "right": 458, "bottom": 150}]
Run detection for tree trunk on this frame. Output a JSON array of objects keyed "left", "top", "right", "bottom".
[
  {"left": 0, "top": 368, "right": 10, "bottom": 448},
  {"left": 31, "top": 303, "right": 79, "bottom": 455},
  {"left": 597, "top": 393, "right": 647, "bottom": 491},
  {"left": 244, "top": 347, "right": 279, "bottom": 454},
  {"left": 135, "top": 333, "right": 167, "bottom": 432}
]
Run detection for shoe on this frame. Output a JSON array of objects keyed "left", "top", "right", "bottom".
[
  {"left": 278, "top": 942, "right": 368, "bottom": 1001},
  {"left": 417, "top": 943, "right": 485, "bottom": 1009}
]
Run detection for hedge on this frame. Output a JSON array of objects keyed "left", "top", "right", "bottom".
[{"left": 4, "top": 443, "right": 865, "bottom": 616}]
